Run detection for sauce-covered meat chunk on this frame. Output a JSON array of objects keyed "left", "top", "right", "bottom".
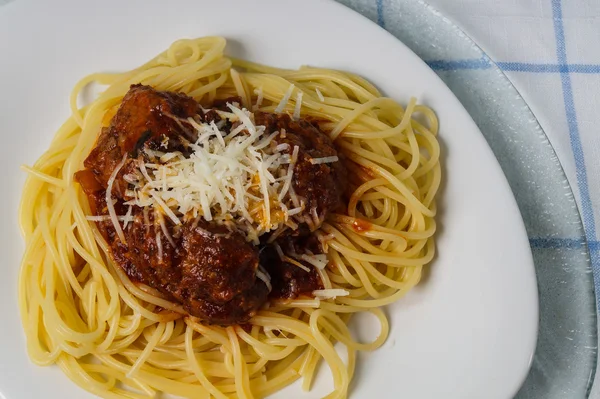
[
  {"left": 76, "top": 86, "right": 348, "bottom": 325},
  {"left": 260, "top": 235, "right": 324, "bottom": 299},
  {"left": 84, "top": 84, "right": 198, "bottom": 198},
  {"left": 78, "top": 187, "right": 268, "bottom": 325},
  {"left": 255, "top": 112, "right": 347, "bottom": 232}
]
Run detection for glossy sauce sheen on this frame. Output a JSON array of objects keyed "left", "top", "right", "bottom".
[
  {"left": 76, "top": 85, "right": 347, "bottom": 325},
  {"left": 352, "top": 218, "right": 372, "bottom": 232}
]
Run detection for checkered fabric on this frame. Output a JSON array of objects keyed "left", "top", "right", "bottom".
[{"left": 348, "top": 0, "right": 600, "bottom": 395}]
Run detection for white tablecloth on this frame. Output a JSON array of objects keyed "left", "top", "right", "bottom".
[
  {"left": 341, "top": 0, "right": 600, "bottom": 395},
  {"left": 418, "top": 0, "right": 600, "bottom": 395}
]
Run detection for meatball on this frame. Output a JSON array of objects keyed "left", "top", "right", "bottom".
[
  {"left": 84, "top": 84, "right": 199, "bottom": 198},
  {"left": 260, "top": 235, "right": 324, "bottom": 299},
  {"left": 84, "top": 193, "right": 268, "bottom": 325},
  {"left": 76, "top": 87, "right": 348, "bottom": 325},
  {"left": 254, "top": 112, "right": 347, "bottom": 232},
  {"left": 176, "top": 221, "right": 268, "bottom": 324}
]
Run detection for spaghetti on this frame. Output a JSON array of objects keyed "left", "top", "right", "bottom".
[{"left": 18, "top": 37, "right": 440, "bottom": 399}]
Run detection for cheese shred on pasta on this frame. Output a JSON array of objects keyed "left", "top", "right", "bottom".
[{"left": 18, "top": 37, "right": 440, "bottom": 399}]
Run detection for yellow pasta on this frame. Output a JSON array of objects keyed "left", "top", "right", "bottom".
[{"left": 18, "top": 37, "right": 440, "bottom": 398}]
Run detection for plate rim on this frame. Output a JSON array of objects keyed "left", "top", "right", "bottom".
[{"left": 408, "top": 0, "right": 598, "bottom": 395}]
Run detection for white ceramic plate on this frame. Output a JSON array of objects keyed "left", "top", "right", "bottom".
[{"left": 0, "top": 0, "right": 539, "bottom": 398}]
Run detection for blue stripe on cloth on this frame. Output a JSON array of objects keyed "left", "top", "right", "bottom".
[
  {"left": 425, "top": 59, "right": 600, "bottom": 73},
  {"left": 376, "top": 0, "right": 385, "bottom": 28},
  {"left": 551, "top": 0, "right": 567, "bottom": 63},
  {"left": 426, "top": 58, "right": 491, "bottom": 71},
  {"left": 497, "top": 62, "right": 600, "bottom": 74},
  {"left": 591, "top": 251, "right": 600, "bottom": 302},
  {"left": 529, "top": 238, "right": 600, "bottom": 251},
  {"left": 376, "top": 0, "right": 600, "bottom": 300},
  {"left": 529, "top": 237, "right": 587, "bottom": 249},
  {"left": 551, "top": 0, "right": 597, "bottom": 242}
]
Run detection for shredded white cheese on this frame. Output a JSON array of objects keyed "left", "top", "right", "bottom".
[
  {"left": 86, "top": 215, "right": 133, "bottom": 222},
  {"left": 253, "top": 87, "right": 264, "bottom": 111},
  {"left": 275, "top": 143, "right": 290, "bottom": 152},
  {"left": 123, "top": 103, "right": 306, "bottom": 240},
  {"left": 317, "top": 232, "right": 336, "bottom": 252},
  {"left": 273, "top": 242, "right": 285, "bottom": 260},
  {"left": 122, "top": 206, "right": 133, "bottom": 229},
  {"left": 286, "top": 207, "right": 303, "bottom": 216},
  {"left": 275, "top": 84, "right": 295, "bottom": 114},
  {"left": 156, "top": 232, "right": 163, "bottom": 259},
  {"left": 256, "top": 265, "right": 272, "bottom": 292},
  {"left": 278, "top": 145, "right": 299, "bottom": 202},
  {"left": 159, "top": 214, "right": 175, "bottom": 247},
  {"left": 315, "top": 88, "right": 325, "bottom": 102},
  {"left": 313, "top": 289, "right": 349, "bottom": 299},
  {"left": 149, "top": 192, "right": 181, "bottom": 225},
  {"left": 300, "top": 253, "right": 329, "bottom": 270},
  {"left": 310, "top": 156, "right": 339, "bottom": 165},
  {"left": 99, "top": 99, "right": 339, "bottom": 247},
  {"left": 309, "top": 207, "right": 321, "bottom": 230},
  {"left": 138, "top": 158, "right": 153, "bottom": 183},
  {"left": 283, "top": 256, "right": 311, "bottom": 272},
  {"left": 293, "top": 91, "right": 303, "bottom": 120},
  {"left": 106, "top": 154, "right": 128, "bottom": 243}
]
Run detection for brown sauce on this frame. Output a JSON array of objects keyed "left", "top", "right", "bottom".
[
  {"left": 352, "top": 218, "right": 372, "bottom": 232},
  {"left": 77, "top": 85, "right": 347, "bottom": 326}
]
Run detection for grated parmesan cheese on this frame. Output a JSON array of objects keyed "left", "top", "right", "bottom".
[
  {"left": 275, "top": 84, "right": 295, "bottom": 114},
  {"left": 122, "top": 103, "right": 312, "bottom": 241},
  {"left": 156, "top": 232, "right": 163, "bottom": 259},
  {"left": 256, "top": 265, "right": 272, "bottom": 292},
  {"left": 159, "top": 214, "right": 175, "bottom": 247},
  {"left": 313, "top": 289, "right": 349, "bottom": 299},
  {"left": 86, "top": 215, "right": 133, "bottom": 223},
  {"left": 283, "top": 256, "right": 311, "bottom": 272},
  {"left": 123, "top": 206, "right": 133, "bottom": 229},
  {"left": 278, "top": 145, "right": 299, "bottom": 203},
  {"left": 273, "top": 242, "right": 285, "bottom": 260},
  {"left": 315, "top": 88, "right": 325, "bottom": 102},
  {"left": 310, "top": 156, "right": 339, "bottom": 165},
  {"left": 253, "top": 87, "right": 264, "bottom": 111},
  {"left": 275, "top": 143, "right": 290, "bottom": 152},
  {"left": 106, "top": 154, "right": 128, "bottom": 243},
  {"left": 300, "top": 253, "right": 329, "bottom": 270},
  {"left": 293, "top": 91, "right": 303, "bottom": 120},
  {"left": 286, "top": 207, "right": 303, "bottom": 216}
]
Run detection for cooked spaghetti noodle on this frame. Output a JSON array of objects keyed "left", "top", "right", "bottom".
[{"left": 18, "top": 37, "right": 440, "bottom": 399}]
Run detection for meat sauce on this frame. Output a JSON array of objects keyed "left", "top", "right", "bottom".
[
  {"left": 259, "top": 235, "right": 324, "bottom": 299},
  {"left": 254, "top": 112, "right": 347, "bottom": 228},
  {"left": 77, "top": 85, "right": 346, "bottom": 325},
  {"left": 351, "top": 218, "right": 372, "bottom": 232}
]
